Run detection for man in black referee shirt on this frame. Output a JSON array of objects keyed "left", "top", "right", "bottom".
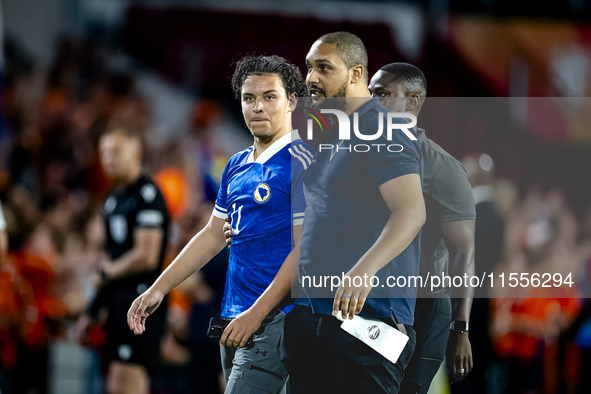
[
  {"left": 83, "top": 123, "right": 170, "bottom": 394},
  {"left": 369, "top": 63, "right": 476, "bottom": 393}
]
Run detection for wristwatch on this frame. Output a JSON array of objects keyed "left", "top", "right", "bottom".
[{"left": 450, "top": 320, "right": 469, "bottom": 333}]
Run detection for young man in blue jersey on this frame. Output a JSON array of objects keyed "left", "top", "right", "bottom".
[
  {"left": 127, "top": 55, "right": 312, "bottom": 393},
  {"left": 280, "top": 32, "right": 425, "bottom": 394}
]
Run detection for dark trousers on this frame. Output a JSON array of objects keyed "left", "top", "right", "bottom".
[
  {"left": 400, "top": 296, "right": 452, "bottom": 394},
  {"left": 281, "top": 305, "right": 416, "bottom": 394},
  {"left": 450, "top": 298, "right": 500, "bottom": 394}
]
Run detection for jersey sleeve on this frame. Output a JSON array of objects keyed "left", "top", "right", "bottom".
[
  {"left": 431, "top": 159, "right": 476, "bottom": 223},
  {"left": 368, "top": 117, "right": 421, "bottom": 187},
  {"left": 290, "top": 143, "right": 311, "bottom": 226},
  {"left": 135, "top": 183, "right": 169, "bottom": 230},
  {"left": 213, "top": 159, "right": 231, "bottom": 220}
]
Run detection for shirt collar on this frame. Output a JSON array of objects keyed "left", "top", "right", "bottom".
[
  {"left": 247, "top": 130, "right": 300, "bottom": 164},
  {"left": 322, "top": 98, "right": 378, "bottom": 136},
  {"left": 350, "top": 97, "right": 379, "bottom": 118},
  {"left": 417, "top": 128, "right": 426, "bottom": 143}
]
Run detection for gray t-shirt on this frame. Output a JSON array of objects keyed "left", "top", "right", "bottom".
[{"left": 418, "top": 128, "right": 476, "bottom": 294}]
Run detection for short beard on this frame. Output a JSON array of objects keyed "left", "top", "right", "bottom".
[
  {"left": 307, "top": 79, "right": 349, "bottom": 114},
  {"left": 334, "top": 80, "right": 348, "bottom": 98},
  {"left": 331, "top": 80, "right": 349, "bottom": 112}
]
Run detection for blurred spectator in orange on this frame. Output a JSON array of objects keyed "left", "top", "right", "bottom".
[
  {"left": 6, "top": 224, "right": 66, "bottom": 394},
  {"left": 490, "top": 186, "right": 591, "bottom": 394},
  {"left": 152, "top": 141, "right": 191, "bottom": 222},
  {"left": 185, "top": 99, "right": 251, "bottom": 205}
]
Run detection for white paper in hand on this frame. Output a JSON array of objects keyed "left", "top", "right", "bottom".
[{"left": 338, "top": 315, "right": 409, "bottom": 364}]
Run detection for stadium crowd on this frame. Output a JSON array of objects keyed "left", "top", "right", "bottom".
[{"left": 0, "top": 36, "right": 232, "bottom": 394}]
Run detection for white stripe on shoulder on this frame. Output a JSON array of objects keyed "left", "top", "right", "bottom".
[
  {"left": 292, "top": 145, "right": 311, "bottom": 165},
  {"left": 212, "top": 209, "right": 228, "bottom": 220},
  {"left": 293, "top": 144, "right": 313, "bottom": 163},
  {"left": 293, "top": 213, "right": 305, "bottom": 218},
  {"left": 293, "top": 218, "right": 304, "bottom": 226},
  {"left": 215, "top": 204, "right": 227, "bottom": 213},
  {"left": 289, "top": 148, "right": 308, "bottom": 170}
]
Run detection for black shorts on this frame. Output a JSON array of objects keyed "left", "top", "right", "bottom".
[{"left": 103, "top": 285, "right": 167, "bottom": 373}]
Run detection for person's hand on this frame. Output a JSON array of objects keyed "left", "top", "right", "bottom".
[
  {"left": 447, "top": 331, "right": 473, "bottom": 383},
  {"left": 223, "top": 217, "right": 233, "bottom": 246},
  {"left": 127, "top": 287, "right": 165, "bottom": 335},
  {"left": 219, "top": 307, "right": 265, "bottom": 348},
  {"left": 332, "top": 262, "right": 378, "bottom": 320}
]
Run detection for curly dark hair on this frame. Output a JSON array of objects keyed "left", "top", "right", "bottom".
[{"left": 231, "top": 55, "right": 308, "bottom": 100}]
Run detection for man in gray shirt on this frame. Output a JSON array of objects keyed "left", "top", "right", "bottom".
[{"left": 369, "top": 63, "right": 476, "bottom": 394}]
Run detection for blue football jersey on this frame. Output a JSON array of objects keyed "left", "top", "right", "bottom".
[{"left": 213, "top": 130, "right": 312, "bottom": 318}]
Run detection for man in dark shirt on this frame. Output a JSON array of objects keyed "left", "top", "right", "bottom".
[
  {"left": 369, "top": 63, "right": 476, "bottom": 394},
  {"left": 281, "top": 32, "right": 425, "bottom": 394},
  {"left": 82, "top": 123, "right": 170, "bottom": 394}
]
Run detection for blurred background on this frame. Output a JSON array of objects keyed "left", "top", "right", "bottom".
[{"left": 1, "top": 0, "right": 591, "bottom": 393}]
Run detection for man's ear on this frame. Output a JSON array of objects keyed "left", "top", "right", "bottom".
[
  {"left": 350, "top": 65, "right": 365, "bottom": 85},
  {"left": 288, "top": 93, "right": 298, "bottom": 113},
  {"left": 407, "top": 94, "right": 421, "bottom": 112}
]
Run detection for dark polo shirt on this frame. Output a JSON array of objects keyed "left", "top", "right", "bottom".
[{"left": 295, "top": 98, "right": 423, "bottom": 325}]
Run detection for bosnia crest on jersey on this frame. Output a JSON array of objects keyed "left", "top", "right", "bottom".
[{"left": 253, "top": 182, "right": 272, "bottom": 204}]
